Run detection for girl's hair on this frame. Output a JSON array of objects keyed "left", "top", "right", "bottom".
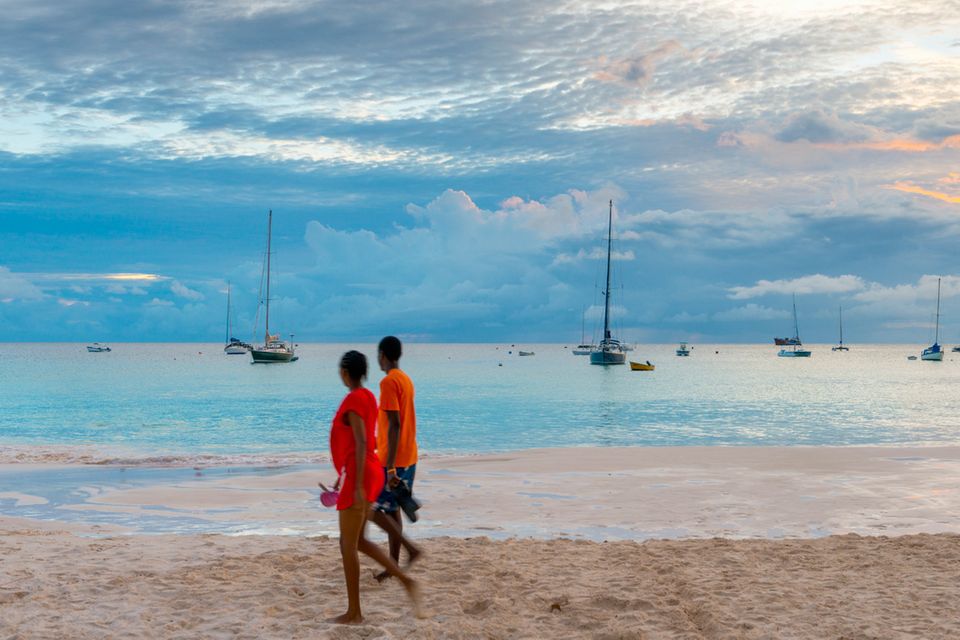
[{"left": 339, "top": 350, "right": 368, "bottom": 382}]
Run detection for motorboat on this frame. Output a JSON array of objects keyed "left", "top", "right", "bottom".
[{"left": 630, "top": 360, "right": 654, "bottom": 371}]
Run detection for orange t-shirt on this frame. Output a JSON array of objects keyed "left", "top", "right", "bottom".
[{"left": 377, "top": 368, "right": 417, "bottom": 468}]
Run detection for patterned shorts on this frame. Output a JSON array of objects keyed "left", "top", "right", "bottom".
[{"left": 372, "top": 464, "right": 416, "bottom": 514}]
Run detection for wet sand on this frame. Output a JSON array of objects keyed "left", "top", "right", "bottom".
[{"left": 2, "top": 446, "right": 960, "bottom": 638}]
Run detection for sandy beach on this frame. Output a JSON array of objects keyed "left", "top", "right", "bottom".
[{"left": 3, "top": 446, "right": 960, "bottom": 638}]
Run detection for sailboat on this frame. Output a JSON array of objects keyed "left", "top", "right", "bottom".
[
  {"left": 778, "top": 294, "right": 811, "bottom": 357},
  {"left": 589, "top": 201, "right": 626, "bottom": 366},
  {"left": 920, "top": 277, "right": 943, "bottom": 361},
  {"left": 224, "top": 282, "right": 252, "bottom": 355},
  {"left": 250, "top": 210, "right": 297, "bottom": 363},
  {"left": 572, "top": 307, "right": 594, "bottom": 355},
  {"left": 831, "top": 305, "right": 849, "bottom": 351}
]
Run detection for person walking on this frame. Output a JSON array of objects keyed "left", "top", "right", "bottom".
[
  {"left": 370, "top": 336, "right": 422, "bottom": 580},
  {"left": 327, "top": 350, "right": 420, "bottom": 624}
]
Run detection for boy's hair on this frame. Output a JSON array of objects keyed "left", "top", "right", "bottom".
[
  {"left": 378, "top": 335, "right": 402, "bottom": 361},
  {"left": 339, "top": 350, "right": 368, "bottom": 382}
]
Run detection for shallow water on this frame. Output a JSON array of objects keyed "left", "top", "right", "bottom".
[{"left": 1, "top": 342, "right": 959, "bottom": 462}]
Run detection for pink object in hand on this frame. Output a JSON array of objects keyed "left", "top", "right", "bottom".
[{"left": 320, "top": 490, "right": 339, "bottom": 508}]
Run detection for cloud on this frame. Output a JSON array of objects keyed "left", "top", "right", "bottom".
[
  {"left": 170, "top": 280, "right": 205, "bottom": 301},
  {"left": 885, "top": 181, "right": 960, "bottom": 204},
  {"left": 775, "top": 109, "right": 876, "bottom": 144},
  {"left": 0, "top": 267, "right": 44, "bottom": 301},
  {"left": 729, "top": 274, "right": 867, "bottom": 299},
  {"left": 712, "top": 304, "right": 790, "bottom": 321},
  {"left": 594, "top": 40, "right": 685, "bottom": 87}
]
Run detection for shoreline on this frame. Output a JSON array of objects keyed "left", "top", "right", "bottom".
[
  {"left": 4, "top": 445, "right": 960, "bottom": 637},
  {"left": 2, "top": 445, "right": 959, "bottom": 540}
]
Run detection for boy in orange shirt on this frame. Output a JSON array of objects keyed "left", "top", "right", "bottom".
[{"left": 370, "top": 336, "right": 422, "bottom": 580}]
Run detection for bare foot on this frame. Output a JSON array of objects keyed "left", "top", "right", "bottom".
[
  {"left": 404, "top": 578, "right": 427, "bottom": 619},
  {"left": 326, "top": 611, "right": 363, "bottom": 625},
  {"left": 406, "top": 547, "right": 422, "bottom": 568}
]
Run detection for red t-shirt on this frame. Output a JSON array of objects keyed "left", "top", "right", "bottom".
[{"left": 329, "top": 387, "right": 384, "bottom": 510}]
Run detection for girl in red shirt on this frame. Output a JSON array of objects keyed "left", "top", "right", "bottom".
[{"left": 327, "top": 350, "right": 422, "bottom": 624}]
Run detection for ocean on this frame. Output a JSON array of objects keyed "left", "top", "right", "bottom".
[{"left": 2, "top": 342, "right": 959, "bottom": 463}]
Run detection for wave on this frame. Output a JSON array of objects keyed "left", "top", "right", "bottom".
[{"left": 0, "top": 445, "right": 331, "bottom": 467}]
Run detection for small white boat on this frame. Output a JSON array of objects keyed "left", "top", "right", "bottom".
[
  {"left": 676, "top": 343, "right": 690, "bottom": 356},
  {"left": 86, "top": 343, "right": 111, "bottom": 353},
  {"left": 518, "top": 350, "right": 535, "bottom": 356},
  {"left": 572, "top": 344, "right": 595, "bottom": 356},
  {"left": 223, "top": 282, "right": 252, "bottom": 355},
  {"left": 778, "top": 347, "right": 812, "bottom": 357}
]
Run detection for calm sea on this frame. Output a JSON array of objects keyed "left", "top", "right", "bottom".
[{"left": 1, "top": 343, "right": 959, "bottom": 464}]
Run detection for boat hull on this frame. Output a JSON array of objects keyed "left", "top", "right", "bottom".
[
  {"left": 630, "top": 361, "right": 654, "bottom": 371},
  {"left": 225, "top": 346, "right": 250, "bottom": 355},
  {"left": 921, "top": 344, "right": 943, "bottom": 361},
  {"left": 831, "top": 346, "right": 849, "bottom": 351},
  {"left": 590, "top": 350, "right": 626, "bottom": 365},
  {"left": 251, "top": 349, "right": 296, "bottom": 363},
  {"left": 778, "top": 349, "right": 811, "bottom": 357}
]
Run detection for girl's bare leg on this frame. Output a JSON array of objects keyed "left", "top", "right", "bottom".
[
  {"left": 357, "top": 528, "right": 424, "bottom": 617},
  {"left": 328, "top": 501, "right": 367, "bottom": 624}
]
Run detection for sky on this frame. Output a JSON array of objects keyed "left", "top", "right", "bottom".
[{"left": 1, "top": 0, "right": 958, "bottom": 343}]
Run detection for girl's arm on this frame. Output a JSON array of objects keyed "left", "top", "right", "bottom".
[{"left": 346, "top": 410, "right": 367, "bottom": 503}]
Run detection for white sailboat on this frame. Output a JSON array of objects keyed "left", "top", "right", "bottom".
[
  {"left": 831, "top": 305, "right": 849, "bottom": 352},
  {"left": 920, "top": 277, "right": 943, "bottom": 361},
  {"left": 590, "top": 200, "right": 626, "bottom": 366},
  {"left": 572, "top": 306, "right": 594, "bottom": 355},
  {"left": 778, "top": 295, "right": 811, "bottom": 357},
  {"left": 224, "top": 281, "right": 252, "bottom": 355},
  {"left": 251, "top": 210, "right": 297, "bottom": 363}
]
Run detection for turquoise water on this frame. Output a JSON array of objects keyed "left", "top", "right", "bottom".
[{"left": 1, "top": 343, "right": 959, "bottom": 463}]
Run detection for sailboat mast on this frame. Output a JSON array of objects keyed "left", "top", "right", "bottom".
[
  {"left": 265, "top": 210, "right": 272, "bottom": 344},
  {"left": 792, "top": 294, "right": 800, "bottom": 341},
  {"left": 838, "top": 305, "right": 843, "bottom": 346},
  {"left": 603, "top": 200, "right": 613, "bottom": 341},
  {"left": 935, "top": 277, "right": 941, "bottom": 344},
  {"left": 581, "top": 306, "right": 586, "bottom": 344},
  {"left": 226, "top": 281, "right": 231, "bottom": 344}
]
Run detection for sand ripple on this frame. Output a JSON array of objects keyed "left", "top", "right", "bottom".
[{"left": 1, "top": 531, "right": 959, "bottom": 639}]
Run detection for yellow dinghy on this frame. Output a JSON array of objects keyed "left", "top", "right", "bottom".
[{"left": 630, "top": 360, "right": 654, "bottom": 371}]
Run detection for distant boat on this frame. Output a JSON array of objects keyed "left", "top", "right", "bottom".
[
  {"left": 953, "top": 346, "right": 960, "bottom": 353},
  {"left": 774, "top": 337, "right": 801, "bottom": 346},
  {"left": 831, "top": 305, "right": 849, "bottom": 352},
  {"left": 251, "top": 210, "right": 297, "bottom": 363},
  {"left": 907, "top": 355, "right": 918, "bottom": 361},
  {"left": 920, "top": 277, "right": 943, "bottom": 362},
  {"left": 572, "top": 306, "right": 594, "bottom": 355},
  {"left": 518, "top": 350, "right": 535, "bottom": 356},
  {"left": 86, "top": 343, "right": 111, "bottom": 353},
  {"left": 676, "top": 343, "right": 690, "bottom": 356},
  {"left": 630, "top": 360, "right": 654, "bottom": 371},
  {"left": 778, "top": 295, "right": 811, "bottom": 357},
  {"left": 589, "top": 201, "right": 626, "bottom": 366},
  {"left": 223, "top": 282, "right": 252, "bottom": 355}
]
